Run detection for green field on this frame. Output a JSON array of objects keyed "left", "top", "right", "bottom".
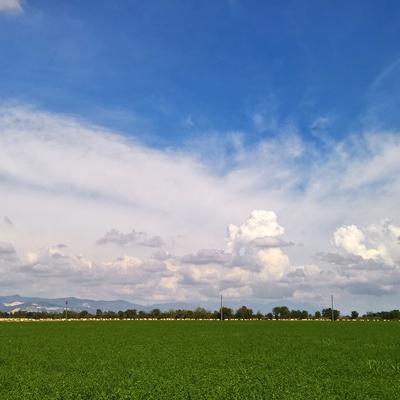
[{"left": 0, "top": 321, "right": 399, "bottom": 399}]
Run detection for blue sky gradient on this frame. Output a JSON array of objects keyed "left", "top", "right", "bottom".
[{"left": 2, "top": 1, "right": 400, "bottom": 145}]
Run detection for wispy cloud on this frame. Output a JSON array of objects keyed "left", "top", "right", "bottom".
[
  {"left": 1, "top": 104, "right": 400, "bottom": 311},
  {"left": 3, "top": 216, "right": 13, "bottom": 225},
  {"left": 0, "top": 0, "right": 24, "bottom": 15},
  {"left": 97, "top": 229, "right": 164, "bottom": 248}
]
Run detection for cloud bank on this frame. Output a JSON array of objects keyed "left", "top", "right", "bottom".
[{"left": 1, "top": 104, "right": 400, "bottom": 313}]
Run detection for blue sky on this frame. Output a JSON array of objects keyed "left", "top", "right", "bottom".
[
  {"left": 1, "top": 0, "right": 400, "bottom": 315},
  {"left": 3, "top": 0, "right": 400, "bottom": 144}
]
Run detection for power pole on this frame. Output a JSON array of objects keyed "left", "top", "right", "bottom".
[
  {"left": 65, "top": 300, "right": 68, "bottom": 320},
  {"left": 331, "top": 295, "right": 334, "bottom": 321},
  {"left": 220, "top": 295, "right": 223, "bottom": 321}
]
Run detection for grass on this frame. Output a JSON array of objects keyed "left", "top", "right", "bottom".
[{"left": 0, "top": 320, "right": 399, "bottom": 399}]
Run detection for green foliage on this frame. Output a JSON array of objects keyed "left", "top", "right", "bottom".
[
  {"left": 272, "top": 306, "right": 290, "bottom": 319},
  {"left": 365, "top": 309, "right": 400, "bottom": 320},
  {"left": 235, "top": 305, "right": 254, "bottom": 319},
  {"left": 322, "top": 307, "right": 340, "bottom": 320},
  {"left": 217, "top": 306, "right": 233, "bottom": 320},
  {"left": 0, "top": 321, "right": 399, "bottom": 399}
]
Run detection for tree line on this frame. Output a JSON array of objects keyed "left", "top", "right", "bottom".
[{"left": 1, "top": 306, "right": 399, "bottom": 320}]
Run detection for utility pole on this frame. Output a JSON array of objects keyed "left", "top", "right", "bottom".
[
  {"left": 331, "top": 295, "right": 334, "bottom": 321},
  {"left": 65, "top": 300, "right": 68, "bottom": 320},
  {"left": 220, "top": 295, "right": 223, "bottom": 321}
]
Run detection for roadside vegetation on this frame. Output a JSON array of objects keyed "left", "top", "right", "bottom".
[{"left": 1, "top": 305, "right": 400, "bottom": 321}]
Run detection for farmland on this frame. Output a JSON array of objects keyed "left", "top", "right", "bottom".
[{"left": 0, "top": 321, "right": 399, "bottom": 399}]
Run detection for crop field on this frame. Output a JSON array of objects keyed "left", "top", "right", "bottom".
[{"left": 0, "top": 321, "right": 399, "bottom": 399}]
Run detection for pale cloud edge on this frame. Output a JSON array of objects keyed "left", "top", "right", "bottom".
[{"left": 0, "top": 0, "right": 24, "bottom": 14}]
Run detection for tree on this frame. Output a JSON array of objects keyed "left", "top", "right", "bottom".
[
  {"left": 351, "top": 310, "right": 359, "bottom": 319},
  {"left": 79, "top": 310, "right": 90, "bottom": 319},
  {"left": 290, "top": 309, "right": 300, "bottom": 319},
  {"left": 314, "top": 311, "right": 321, "bottom": 319},
  {"left": 218, "top": 307, "right": 233, "bottom": 320},
  {"left": 272, "top": 306, "right": 290, "bottom": 319},
  {"left": 255, "top": 311, "right": 264, "bottom": 320},
  {"left": 300, "top": 310, "right": 309, "bottom": 320},
  {"left": 150, "top": 308, "right": 161, "bottom": 319},
  {"left": 235, "top": 306, "right": 254, "bottom": 319},
  {"left": 193, "top": 307, "right": 211, "bottom": 319},
  {"left": 322, "top": 308, "right": 340, "bottom": 320},
  {"left": 125, "top": 309, "right": 137, "bottom": 319}
]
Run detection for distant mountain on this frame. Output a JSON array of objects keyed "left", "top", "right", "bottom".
[
  {"left": 0, "top": 295, "right": 319, "bottom": 315},
  {"left": 0, "top": 295, "right": 200, "bottom": 314},
  {"left": 0, "top": 295, "right": 145, "bottom": 313}
]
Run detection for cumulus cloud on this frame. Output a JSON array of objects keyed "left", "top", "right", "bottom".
[
  {"left": 2, "top": 104, "right": 400, "bottom": 311},
  {"left": 0, "top": 211, "right": 315, "bottom": 302},
  {"left": 331, "top": 219, "right": 400, "bottom": 266},
  {"left": 1, "top": 210, "right": 399, "bottom": 309},
  {"left": 316, "top": 219, "right": 400, "bottom": 298},
  {"left": 139, "top": 236, "right": 164, "bottom": 248},
  {"left": 151, "top": 250, "right": 173, "bottom": 261},
  {"left": 0, "top": 242, "right": 18, "bottom": 262},
  {"left": 227, "top": 210, "right": 285, "bottom": 243},
  {"left": 0, "top": 0, "right": 23, "bottom": 14},
  {"left": 252, "top": 236, "right": 294, "bottom": 248},
  {"left": 176, "top": 211, "right": 319, "bottom": 301},
  {"left": 97, "top": 229, "right": 164, "bottom": 248},
  {"left": 223, "top": 210, "right": 292, "bottom": 278},
  {"left": 181, "top": 249, "right": 231, "bottom": 265}
]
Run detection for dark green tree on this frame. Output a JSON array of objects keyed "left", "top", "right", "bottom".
[
  {"left": 351, "top": 310, "right": 359, "bottom": 319},
  {"left": 193, "top": 307, "right": 211, "bottom": 319},
  {"left": 218, "top": 307, "right": 233, "bottom": 320},
  {"left": 272, "top": 306, "right": 290, "bottom": 319},
  {"left": 322, "top": 308, "right": 340, "bottom": 320},
  {"left": 125, "top": 309, "right": 137, "bottom": 319},
  {"left": 290, "top": 309, "right": 300, "bottom": 319},
  {"left": 300, "top": 310, "right": 309, "bottom": 320},
  {"left": 150, "top": 308, "right": 162, "bottom": 319},
  {"left": 79, "top": 310, "right": 90, "bottom": 319},
  {"left": 235, "top": 306, "right": 254, "bottom": 319}
]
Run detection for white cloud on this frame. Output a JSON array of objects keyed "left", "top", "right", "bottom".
[
  {"left": 227, "top": 210, "right": 284, "bottom": 243},
  {"left": 332, "top": 220, "right": 400, "bottom": 266},
  {"left": 1, "top": 104, "right": 400, "bottom": 312},
  {"left": 317, "top": 219, "right": 400, "bottom": 299},
  {"left": 333, "top": 225, "right": 380, "bottom": 260},
  {"left": 0, "top": 0, "right": 23, "bottom": 14}
]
